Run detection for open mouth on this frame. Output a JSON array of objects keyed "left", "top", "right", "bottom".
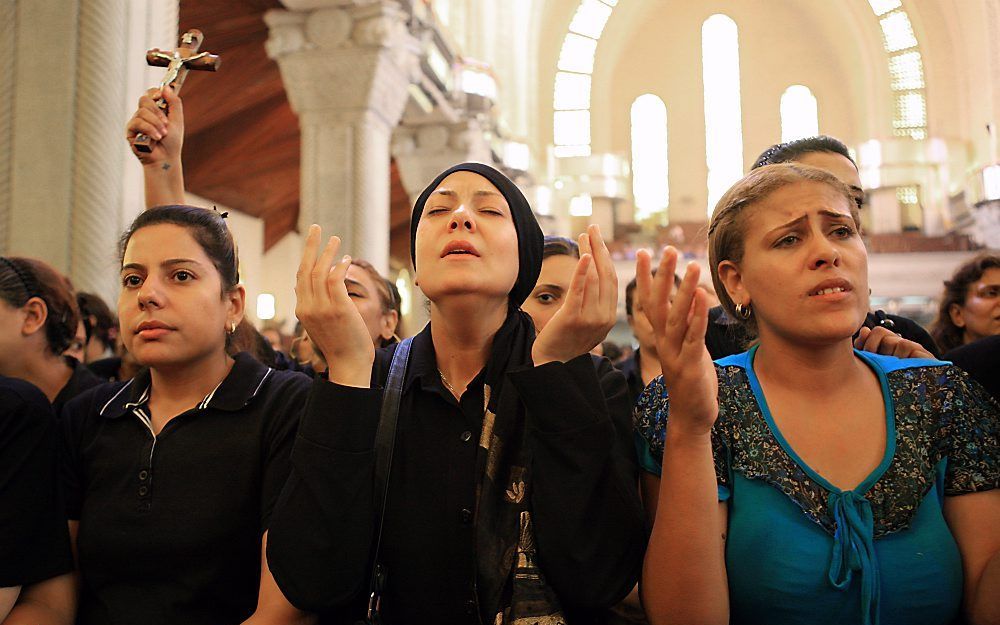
[
  {"left": 440, "top": 241, "right": 480, "bottom": 258},
  {"left": 807, "top": 279, "right": 853, "bottom": 297},
  {"left": 810, "top": 286, "right": 848, "bottom": 296}
]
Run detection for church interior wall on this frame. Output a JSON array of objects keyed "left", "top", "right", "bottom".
[
  {"left": 591, "top": 0, "right": 860, "bottom": 223},
  {"left": 0, "top": 0, "right": 996, "bottom": 336},
  {"left": 260, "top": 231, "right": 303, "bottom": 336},
  {"left": 914, "top": 0, "right": 1000, "bottom": 170}
]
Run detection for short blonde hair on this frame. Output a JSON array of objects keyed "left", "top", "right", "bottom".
[{"left": 707, "top": 163, "right": 860, "bottom": 337}]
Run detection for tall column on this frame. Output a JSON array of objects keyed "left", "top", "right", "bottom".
[
  {"left": 5, "top": 0, "right": 179, "bottom": 303},
  {"left": 0, "top": 0, "right": 16, "bottom": 255},
  {"left": 266, "top": 0, "right": 419, "bottom": 274},
  {"left": 70, "top": 0, "right": 129, "bottom": 300},
  {"left": 9, "top": 0, "right": 81, "bottom": 268}
]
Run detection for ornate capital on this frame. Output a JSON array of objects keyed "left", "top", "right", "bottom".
[
  {"left": 265, "top": 0, "right": 419, "bottom": 128},
  {"left": 392, "top": 118, "right": 495, "bottom": 201}
]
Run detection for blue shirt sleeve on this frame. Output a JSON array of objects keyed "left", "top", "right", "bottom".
[
  {"left": 633, "top": 374, "right": 731, "bottom": 501},
  {"left": 938, "top": 366, "right": 999, "bottom": 495}
]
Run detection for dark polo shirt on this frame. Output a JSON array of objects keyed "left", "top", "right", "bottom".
[
  {"left": 60, "top": 353, "right": 310, "bottom": 625},
  {"left": 0, "top": 375, "right": 73, "bottom": 587},
  {"left": 53, "top": 357, "right": 103, "bottom": 417}
]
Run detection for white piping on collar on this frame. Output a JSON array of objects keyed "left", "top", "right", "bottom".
[
  {"left": 197, "top": 378, "right": 226, "bottom": 410},
  {"left": 99, "top": 379, "right": 136, "bottom": 416},
  {"left": 250, "top": 368, "right": 273, "bottom": 400},
  {"left": 124, "top": 386, "right": 150, "bottom": 410},
  {"left": 104, "top": 364, "right": 276, "bottom": 415},
  {"left": 198, "top": 367, "right": 274, "bottom": 410},
  {"left": 195, "top": 366, "right": 273, "bottom": 410}
]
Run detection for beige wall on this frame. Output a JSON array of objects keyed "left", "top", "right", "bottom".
[{"left": 528, "top": 0, "right": 1000, "bottom": 210}]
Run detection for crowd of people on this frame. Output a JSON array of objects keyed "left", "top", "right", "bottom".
[{"left": 0, "top": 84, "right": 996, "bottom": 625}]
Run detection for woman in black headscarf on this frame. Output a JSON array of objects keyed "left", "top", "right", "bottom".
[{"left": 267, "top": 163, "right": 645, "bottom": 624}]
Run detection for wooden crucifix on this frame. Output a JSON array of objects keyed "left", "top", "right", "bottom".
[{"left": 131, "top": 29, "right": 222, "bottom": 153}]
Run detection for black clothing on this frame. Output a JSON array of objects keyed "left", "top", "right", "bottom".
[
  {"left": 864, "top": 310, "right": 941, "bottom": 357},
  {"left": 87, "top": 356, "right": 124, "bottom": 382},
  {"left": 267, "top": 323, "right": 646, "bottom": 624},
  {"left": 271, "top": 350, "right": 317, "bottom": 377},
  {"left": 705, "top": 306, "right": 750, "bottom": 360},
  {"left": 944, "top": 335, "right": 1000, "bottom": 401},
  {"left": 618, "top": 348, "right": 647, "bottom": 405},
  {"left": 408, "top": 162, "right": 544, "bottom": 308},
  {"left": 0, "top": 376, "right": 73, "bottom": 586},
  {"left": 53, "top": 357, "right": 103, "bottom": 416},
  {"left": 60, "top": 353, "right": 310, "bottom": 625},
  {"left": 704, "top": 306, "right": 941, "bottom": 360}
]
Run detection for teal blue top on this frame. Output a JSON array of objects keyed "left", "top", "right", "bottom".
[{"left": 634, "top": 346, "right": 999, "bottom": 625}]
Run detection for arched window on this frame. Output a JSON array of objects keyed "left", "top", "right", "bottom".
[
  {"left": 867, "top": 0, "right": 927, "bottom": 139},
  {"left": 702, "top": 14, "right": 744, "bottom": 215},
  {"left": 780, "top": 85, "right": 819, "bottom": 142},
  {"left": 630, "top": 94, "right": 669, "bottom": 219},
  {"left": 552, "top": 0, "right": 618, "bottom": 157}
]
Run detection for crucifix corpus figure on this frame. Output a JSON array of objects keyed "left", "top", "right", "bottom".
[{"left": 131, "top": 29, "right": 221, "bottom": 153}]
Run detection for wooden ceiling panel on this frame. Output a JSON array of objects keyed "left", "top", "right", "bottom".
[
  {"left": 178, "top": 0, "right": 409, "bottom": 261},
  {"left": 179, "top": 0, "right": 297, "bottom": 250}
]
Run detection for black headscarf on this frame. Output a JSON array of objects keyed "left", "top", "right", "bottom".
[
  {"left": 409, "top": 162, "right": 544, "bottom": 308},
  {"left": 409, "top": 163, "right": 562, "bottom": 621}
]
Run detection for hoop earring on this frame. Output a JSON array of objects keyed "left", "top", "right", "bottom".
[
  {"left": 228, "top": 321, "right": 237, "bottom": 335},
  {"left": 735, "top": 302, "right": 752, "bottom": 319}
]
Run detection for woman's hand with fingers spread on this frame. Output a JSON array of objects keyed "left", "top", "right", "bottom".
[
  {"left": 531, "top": 224, "right": 619, "bottom": 366},
  {"left": 126, "top": 85, "right": 184, "bottom": 167},
  {"left": 636, "top": 247, "right": 719, "bottom": 437},
  {"left": 295, "top": 225, "right": 375, "bottom": 387}
]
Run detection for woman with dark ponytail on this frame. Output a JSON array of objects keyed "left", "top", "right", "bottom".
[
  {"left": 0, "top": 257, "right": 103, "bottom": 414},
  {"left": 51, "top": 205, "right": 315, "bottom": 625}
]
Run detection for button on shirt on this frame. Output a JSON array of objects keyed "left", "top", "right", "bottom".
[
  {"left": 60, "top": 353, "right": 311, "bottom": 625},
  {"left": 267, "top": 325, "right": 646, "bottom": 624}
]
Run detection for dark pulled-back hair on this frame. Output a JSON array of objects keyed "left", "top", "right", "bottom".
[
  {"left": 542, "top": 236, "right": 580, "bottom": 260},
  {"left": 931, "top": 253, "right": 1000, "bottom": 352},
  {"left": 350, "top": 258, "right": 402, "bottom": 346},
  {"left": 77, "top": 291, "right": 117, "bottom": 349},
  {"left": 119, "top": 205, "right": 240, "bottom": 293},
  {"left": 0, "top": 256, "right": 80, "bottom": 354},
  {"left": 120, "top": 205, "right": 253, "bottom": 357},
  {"left": 752, "top": 135, "right": 855, "bottom": 170}
]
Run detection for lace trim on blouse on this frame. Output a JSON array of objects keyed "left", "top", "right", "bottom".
[{"left": 633, "top": 362, "right": 999, "bottom": 538}]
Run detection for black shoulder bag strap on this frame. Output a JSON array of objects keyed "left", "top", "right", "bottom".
[{"left": 366, "top": 337, "right": 413, "bottom": 624}]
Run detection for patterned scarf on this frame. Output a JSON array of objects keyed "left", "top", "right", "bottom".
[{"left": 474, "top": 310, "right": 565, "bottom": 624}]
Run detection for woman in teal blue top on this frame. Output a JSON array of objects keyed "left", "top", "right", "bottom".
[{"left": 633, "top": 163, "right": 1000, "bottom": 625}]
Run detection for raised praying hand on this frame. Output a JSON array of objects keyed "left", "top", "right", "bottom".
[
  {"left": 295, "top": 225, "right": 375, "bottom": 388},
  {"left": 531, "top": 224, "right": 619, "bottom": 366},
  {"left": 636, "top": 246, "right": 719, "bottom": 437}
]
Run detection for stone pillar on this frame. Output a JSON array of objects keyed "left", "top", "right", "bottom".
[
  {"left": 266, "top": 0, "right": 419, "bottom": 274},
  {"left": 0, "top": 0, "right": 16, "bottom": 255},
  {"left": 8, "top": 0, "right": 81, "bottom": 267},
  {"left": 4, "top": 0, "right": 178, "bottom": 304},
  {"left": 391, "top": 119, "right": 494, "bottom": 205},
  {"left": 70, "top": 0, "right": 130, "bottom": 300}
]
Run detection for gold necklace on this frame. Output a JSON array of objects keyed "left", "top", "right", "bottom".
[{"left": 438, "top": 368, "right": 458, "bottom": 395}]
